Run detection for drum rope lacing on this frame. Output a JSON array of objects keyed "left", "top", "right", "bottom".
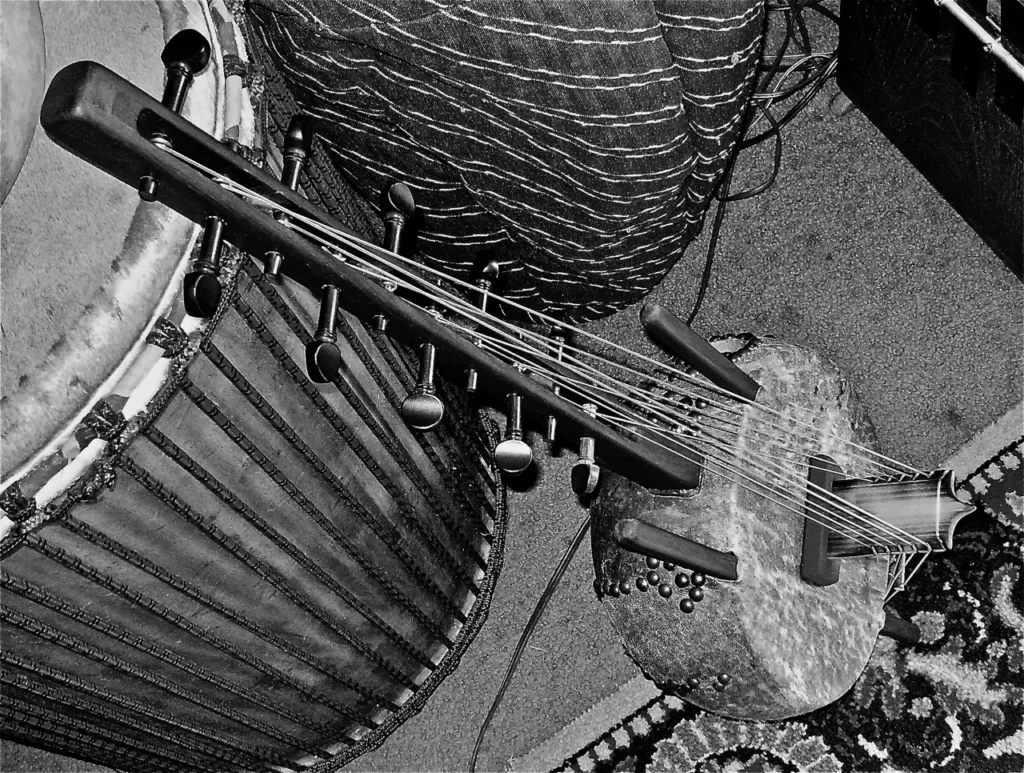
[
  {"left": 0, "top": 599, "right": 323, "bottom": 755},
  {"left": 1, "top": 246, "right": 506, "bottom": 770},
  {"left": 54, "top": 512, "right": 399, "bottom": 712},
  {"left": 141, "top": 386, "right": 452, "bottom": 665},
  {"left": 144, "top": 418, "right": 451, "bottom": 664},
  {"left": 198, "top": 330, "right": 476, "bottom": 607},
  {"left": 1, "top": 567, "right": 353, "bottom": 738},
  {"left": 1, "top": 660, "right": 270, "bottom": 770},
  {"left": 232, "top": 267, "right": 489, "bottom": 574}
]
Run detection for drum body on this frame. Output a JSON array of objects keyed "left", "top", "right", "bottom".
[
  {"left": 246, "top": 0, "right": 766, "bottom": 321},
  {"left": 0, "top": 3, "right": 505, "bottom": 771}
]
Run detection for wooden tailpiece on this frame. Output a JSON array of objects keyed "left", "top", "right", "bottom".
[{"left": 828, "top": 470, "right": 976, "bottom": 557}]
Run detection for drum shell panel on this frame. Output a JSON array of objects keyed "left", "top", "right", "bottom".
[{"left": 1, "top": 259, "right": 501, "bottom": 771}]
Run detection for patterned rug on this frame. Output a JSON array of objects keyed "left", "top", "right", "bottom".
[{"left": 535, "top": 432, "right": 1023, "bottom": 773}]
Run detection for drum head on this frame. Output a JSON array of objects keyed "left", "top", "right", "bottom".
[{"left": 1, "top": 1, "right": 223, "bottom": 480}]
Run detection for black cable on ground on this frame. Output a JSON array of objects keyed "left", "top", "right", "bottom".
[{"left": 469, "top": 514, "right": 592, "bottom": 773}]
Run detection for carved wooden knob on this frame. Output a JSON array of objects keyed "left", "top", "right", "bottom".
[
  {"left": 494, "top": 437, "right": 533, "bottom": 476},
  {"left": 160, "top": 29, "right": 212, "bottom": 113},
  {"left": 305, "top": 340, "right": 342, "bottom": 384},
  {"left": 401, "top": 392, "right": 445, "bottom": 431}
]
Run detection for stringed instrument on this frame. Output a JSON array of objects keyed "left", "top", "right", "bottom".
[{"left": 38, "top": 50, "right": 975, "bottom": 727}]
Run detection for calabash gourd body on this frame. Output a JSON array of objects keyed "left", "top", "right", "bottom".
[{"left": 591, "top": 335, "right": 889, "bottom": 720}]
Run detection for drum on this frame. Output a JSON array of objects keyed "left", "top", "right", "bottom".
[{"left": 0, "top": 3, "right": 505, "bottom": 771}]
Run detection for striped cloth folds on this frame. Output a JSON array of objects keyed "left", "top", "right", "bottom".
[{"left": 248, "top": 0, "right": 764, "bottom": 321}]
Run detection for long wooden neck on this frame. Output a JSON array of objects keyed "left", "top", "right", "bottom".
[{"left": 826, "top": 470, "right": 976, "bottom": 557}]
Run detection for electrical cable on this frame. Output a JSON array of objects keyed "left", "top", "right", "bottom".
[
  {"left": 468, "top": 515, "right": 592, "bottom": 773},
  {"left": 686, "top": 160, "right": 735, "bottom": 327},
  {"left": 686, "top": 0, "right": 838, "bottom": 323}
]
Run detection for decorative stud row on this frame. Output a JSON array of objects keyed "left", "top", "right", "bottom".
[
  {"left": 593, "top": 555, "right": 709, "bottom": 614},
  {"left": 667, "top": 672, "right": 733, "bottom": 694}
]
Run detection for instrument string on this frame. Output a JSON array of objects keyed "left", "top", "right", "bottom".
[
  {"left": 279, "top": 196, "right": 926, "bottom": 524},
  {"left": 442, "top": 315, "right": 919, "bottom": 530},
  {"left": 584, "top": 401, "right": 887, "bottom": 553},
  {"left": 162, "top": 147, "right": 929, "bottom": 558},
  {"left": 325, "top": 225, "right": 912, "bottom": 491},
  {"left": 259, "top": 210, "right": 907, "bottom": 554},
  {"left": 455, "top": 308, "right": 929, "bottom": 554},
  {"left": 212, "top": 173, "right": 927, "bottom": 549},
  {"left": 207, "top": 166, "right": 916, "bottom": 480},
  {"left": 508, "top": 351, "right": 919, "bottom": 551},
  {"left": 321, "top": 222, "right": 918, "bottom": 476},
  {"left": 196, "top": 158, "right": 914, "bottom": 476},
  {"left": 460, "top": 318, "right": 906, "bottom": 483},
  {"left": 318, "top": 220, "right": 919, "bottom": 475},
  {"left": 593, "top": 389, "right": 927, "bottom": 554},
  {"left": 466, "top": 326, "right": 920, "bottom": 550}
]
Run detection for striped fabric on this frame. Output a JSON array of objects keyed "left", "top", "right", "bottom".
[{"left": 248, "top": 0, "right": 764, "bottom": 321}]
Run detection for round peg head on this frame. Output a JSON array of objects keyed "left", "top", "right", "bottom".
[
  {"left": 284, "top": 115, "right": 313, "bottom": 156},
  {"left": 305, "top": 341, "right": 343, "bottom": 384},
  {"left": 161, "top": 29, "right": 212, "bottom": 75},
  {"left": 182, "top": 272, "right": 221, "bottom": 319},
  {"left": 385, "top": 182, "right": 416, "bottom": 220},
  {"left": 472, "top": 248, "right": 502, "bottom": 283},
  {"left": 401, "top": 392, "right": 444, "bottom": 431},
  {"left": 571, "top": 459, "right": 600, "bottom": 496},
  {"left": 493, "top": 437, "right": 533, "bottom": 476},
  {"left": 478, "top": 258, "right": 500, "bottom": 283}
]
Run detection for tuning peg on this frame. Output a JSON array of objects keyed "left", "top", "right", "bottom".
[
  {"left": 280, "top": 115, "right": 312, "bottom": 192},
  {"left": 264, "top": 116, "right": 311, "bottom": 280},
  {"left": 494, "top": 390, "right": 532, "bottom": 475},
  {"left": 305, "top": 285, "right": 342, "bottom": 383},
  {"left": 139, "top": 30, "right": 213, "bottom": 202},
  {"left": 545, "top": 326, "right": 567, "bottom": 441},
  {"left": 466, "top": 255, "right": 501, "bottom": 393},
  {"left": 263, "top": 251, "right": 285, "bottom": 281},
  {"left": 270, "top": 118, "right": 342, "bottom": 386},
  {"left": 383, "top": 182, "right": 416, "bottom": 252},
  {"left": 182, "top": 215, "right": 225, "bottom": 318},
  {"left": 160, "top": 30, "right": 212, "bottom": 112},
  {"left": 401, "top": 343, "right": 444, "bottom": 430},
  {"left": 571, "top": 403, "right": 601, "bottom": 496},
  {"left": 374, "top": 183, "right": 416, "bottom": 332}
]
